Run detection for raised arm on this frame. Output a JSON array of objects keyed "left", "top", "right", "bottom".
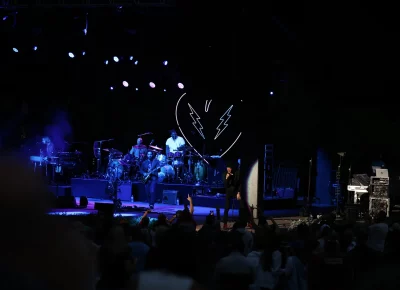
[
  {"left": 187, "top": 194, "right": 194, "bottom": 214},
  {"left": 139, "top": 210, "right": 150, "bottom": 225}
]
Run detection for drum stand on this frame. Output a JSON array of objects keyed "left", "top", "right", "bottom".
[{"left": 175, "top": 166, "right": 183, "bottom": 183}]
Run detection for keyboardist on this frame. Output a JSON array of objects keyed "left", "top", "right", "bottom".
[{"left": 41, "top": 136, "right": 55, "bottom": 158}]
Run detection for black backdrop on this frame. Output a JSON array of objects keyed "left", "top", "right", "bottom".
[{"left": 0, "top": 5, "right": 247, "bottom": 167}]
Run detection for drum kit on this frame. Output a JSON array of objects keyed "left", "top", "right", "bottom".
[{"left": 101, "top": 142, "right": 208, "bottom": 184}]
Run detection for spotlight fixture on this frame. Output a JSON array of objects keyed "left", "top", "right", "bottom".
[
  {"left": 12, "top": 47, "right": 18, "bottom": 52},
  {"left": 163, "top": 60, "right": 168, "bottom": 66},
  {"left": 68, "top": 52, "right": 75, "bottom": 58},
  {"left": 149, "top": 82, "right": 155, "bottom": 88},
  {"left": 113, "top": 56, "right": 119, "bottom": 62},
  {"left": 177, "top": 83, "right": 184, "bottom": 89},
  {"left": 122, "top": 81, "right": 129, "bottom": 87}
]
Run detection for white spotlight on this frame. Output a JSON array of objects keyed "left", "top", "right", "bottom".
[
  {"left": 135, "top": 88, "right": 138, "bottom": 91},
  {"left": 33, "top": 46, "right": 37, "bottom": 51},
  {"left": 177, "top": 83, "right": 184, "bottom": 89},
  {"left": 68, "top": 52, "right": 75, "bottom": 58},
  {"left": 110, "top": 87, "right": 114, "bottom": 90},
  {"left": 163, "top": 89, "right": 166, "bottom": 92},
  {"left": 113, "top": 56, "right": 119, "bottom": 62},
  {"left": 163, "top": 60, "right": 168, "bottom": 66},
  {"left": 270, "top": 91, "right": 274, "bottom": 95},
  {"left": 149, "top": 82, "right": 155, "bottom": 88},
  {"left": 3, "top": 16, "right": 8, "bottom": 21},
  {"left": 130, "top": 56, "right": 133, "bottom": 60},
  {"left": 104, "top": 60, "right": 109, "bottom": 65},
  {"left": 134, "top": 60, "right": 138, "bottom": 65},
  {"left": 122, "top": 81, "right": 129, "bottom": 87},
  {"left": 82, "top": 51, "right": 86, "bottom": 56},
  {"left": 12, "top": 48, "right": 18, "bottom": 53}
]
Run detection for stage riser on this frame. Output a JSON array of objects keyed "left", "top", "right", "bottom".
[
  {"left": 70, "top": 179, "right": 132, "bottom": 201},
  {"left": 263, "top": 199, "right": 297, "bottom": 210},
  {"left": 68, "top": 178, "right": 302, "bottom": 209},
  {"left": 69, "top": 178, "right": 217, "bottom": 204},
  {"left": 71, "top": 178, "right": 109, "bottom": 199}
]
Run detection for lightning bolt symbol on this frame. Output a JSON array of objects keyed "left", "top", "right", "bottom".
[
  {"left": 214, "top": 105, "right": 233, "bottom": 140},
  {"left": 188, "top": 103, "right": 205, "bottom": 139}
]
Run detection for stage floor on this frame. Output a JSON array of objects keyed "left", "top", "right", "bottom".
[{"left": 48, "top": 197, "right": 317, "bottom": 231}]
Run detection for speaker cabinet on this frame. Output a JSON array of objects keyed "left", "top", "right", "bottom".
[
  {"left": 162, "top": 190, "right": 178, "bottom": 205},
  {"left": 118, "top": 184, "right": 132, "bottom": 201}
]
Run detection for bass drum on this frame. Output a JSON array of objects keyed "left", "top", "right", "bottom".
[
  {"left": 161, "top": 165, "right": 175, "bottom": 179},
  {"left": 108, "top": 159, "right": 124, "bottom": 178},
  {"left": 158, "top": 172, "right": 166, "bottom": 183},
  {"left": 194, "top": 161, "right": 207, "bottom": 181}
]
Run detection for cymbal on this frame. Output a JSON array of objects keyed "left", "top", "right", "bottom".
[
  {"left": 149, "top": 145, "right": 163, "bottom": 151},
  {"left": 103, "top": 148, "right": 122, "bottom": 155}
]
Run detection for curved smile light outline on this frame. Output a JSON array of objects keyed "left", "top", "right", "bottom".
[{"left": 175, "top": 93, "right": 242, "bottom": 158}]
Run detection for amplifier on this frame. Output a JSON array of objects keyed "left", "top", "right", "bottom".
[
  {"left": 370, "top": 184, "right": 389, "bottom": 198},
  {"left": 117, "top": 184, "right": 132, "bottom": 201},
  {"left": 369, "top": 197, "right": 390, "bottom": 217},
  {"left": 162, "top": 190, "right": 178, "bottom": 205}
]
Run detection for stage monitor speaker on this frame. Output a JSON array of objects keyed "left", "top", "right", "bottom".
[
  {"left": 80, "top": 196, "right": 88, "bottom": 208},
  {"left": 56, "top": 196, "right": 77, "bottom": 209},
  {"left": 118, "top": 184, "right": 132, "bottom": 201},
  {"left": 162, "top": 190, "right": 178, "bottom": 205}
]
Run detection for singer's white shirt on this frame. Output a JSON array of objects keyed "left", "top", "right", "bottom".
[{"left": 166, "top": 136, "right": 185, "bottom": 153}]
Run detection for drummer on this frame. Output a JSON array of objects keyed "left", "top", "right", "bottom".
[
  {"left": 129, "top": 138, "right": 147, "bottom": 160},
  {"left": 165, "top": 129, "right": 185, "bottom": 156}
]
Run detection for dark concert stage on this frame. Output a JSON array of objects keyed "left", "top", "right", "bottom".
[{"left": 47, "top": 178, "right": 334, "bottom": 223}]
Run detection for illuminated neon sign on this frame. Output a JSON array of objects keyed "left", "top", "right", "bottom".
[
  {"left": 188, "top": 103, "right": 205, "bottom": 139},
  {"left": 175, "top": 93, "right": 242, "bottom": 158},
  {"left": 214, "top": 105, "right": 233, "bottom": 140}
]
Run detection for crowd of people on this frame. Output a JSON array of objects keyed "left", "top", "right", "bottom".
[{"left": 2, "top": 158, "right": 400, "bottom": 290}]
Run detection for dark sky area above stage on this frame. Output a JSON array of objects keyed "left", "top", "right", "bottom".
[
  {"left": 262, "top": 2, "right": 400, "bottom": 160},
  {"left": 1, "top": 2, "right": 400, "bottom": 166},
  {"left": 0, "top": 4, "right": 245, "bottom": 162}
]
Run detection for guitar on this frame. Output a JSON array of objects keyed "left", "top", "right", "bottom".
[{"left": 142, "top": 166, "right": 161, "bottom": 183}]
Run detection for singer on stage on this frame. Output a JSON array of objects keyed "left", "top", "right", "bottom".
[{"left": 223, "top": 164, "right": 236, "bottom": 228}]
